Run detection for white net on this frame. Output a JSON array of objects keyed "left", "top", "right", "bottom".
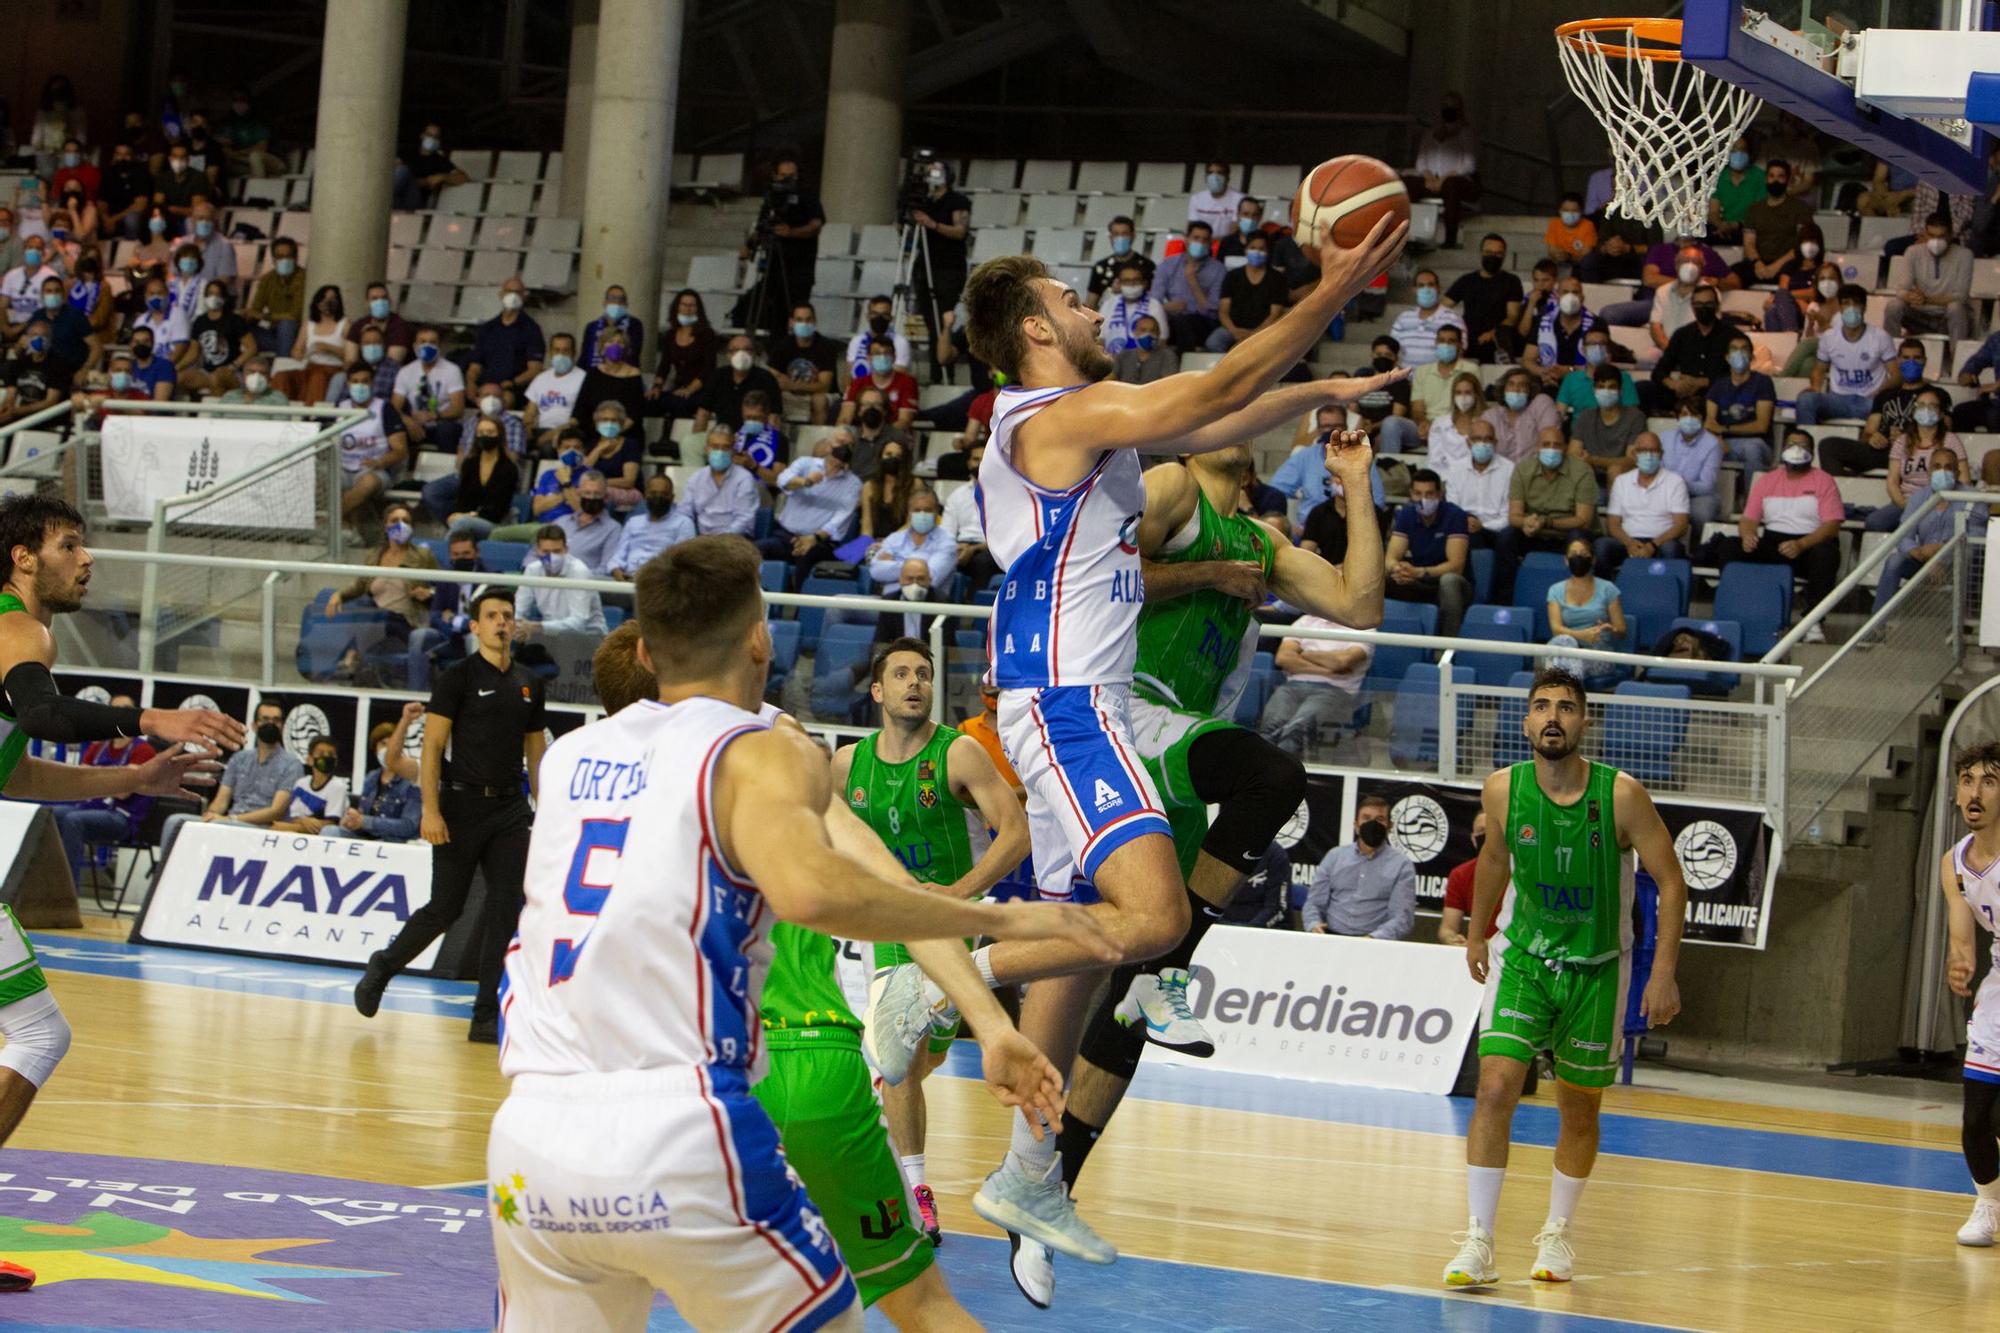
[{"left": 1557, "top": 22, "right": 1762, "bottom": 240}]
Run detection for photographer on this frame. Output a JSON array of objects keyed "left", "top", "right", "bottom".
[
  {"left": 740, "top": 154, "right": 824, "bottom": 338},
  {"left": 906, "top": 159, "right": 971, "bottom": 385}
]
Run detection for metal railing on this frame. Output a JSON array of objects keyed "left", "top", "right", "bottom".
[
  {"left": 1770, "top": 487, "right": 1986, "bottom": 843},
  {"left": 79, "top": 547, "right": 1802, "bottom": 824}
]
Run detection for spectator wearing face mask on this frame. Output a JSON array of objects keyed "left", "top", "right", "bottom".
[
  {"left": 1714, "top": 435, "right": 1843, "bottom": 640},
  {"left": 548, "top": 469, "right": 621, "bottom": 574},
  {"left": 454, "top": 377, "right": 529, "bottom": 462},
  {"left": 1884, "top": 211, "right": 1974, "bottom": 344},
  {"left": 652, "top": 289, "right": 718, "bottom": 420},
  {"left": 99, "top": 144, "right": 154, "bottom": 242},
  {"left": 152, "top": 142, "right": 210, "bottom": 236},
  {"left": 1734, "top": 159, "right": 1814, "bottom": 286},
  {"left": 575, "top": 326, "right": 647, "bottom": 446},
  {"left": 326, "top": 502, "right": 438, "bottom": 634},
  {"left": 0, "top": 319, "right": 75, "bottom": 425},
  {"left": 1796, "top": 284, "right": 1896, "bottom": 428},
  {"left": 1521, "top": 276, "right": 1594, "bottom": 393},
  {"left": 523, "top": 332, "right": 587, "bottom": 449},
  {"left": 353, "top": 283, "right": 413, "bottom": 363},
  {"left": 1544, "top": 191, "right": 1597, "bottom": 269},
  {"left": 1598, "top": 434, "right": 1690, "bottom": 577},
  {"left": 1446, "top": 425, "right": 1515, "bottom": 551},
  {"left": 335, "top": 363, "right": 410, "bottom": 519},
  {"left": 51, "top": 136, "right": 98, "bottom": 205},
  {"left": 216, "top": 353, "right": 286, "bottom": 406},
  {"left": 1546, "top": 535, "right": 1628, "bottom": 677},
  {"left": 1211, "top": 231, "right": 1292, "bottom": 355},
  {"left": 1270, "top": 407, "right": 1389, "bottom": 527},
  {"left": 1703, "top": 331, "right": 1776, "bottom": 472},
  {"left": 685, "top": 428, "right": 762, "bottom": 536},
  {"left": 277, "top": 284, "right": 353, "bottom": 405},
  {"left": 405, "top": 534, "right": 484, "bottom": 690},
  {"left": 857, "top": 434, "right": 921, "bottom": 539},
  {"left": 845, "top": 294, "right": 913, "bottom": 382},
  {"left": 1405, "top": 326, "right": 1465, "bottom": 442},
  {"left": 123, "top": 326, "right": 177, "bottom": 401},
  {"left": 34, "top": 274, "right": 96, "bottom": 371},
  {"left": 513, "top": 529, "right": 608, "bottom": 662},
  {"left": 1567, "top": 365, "right": 1648, "bottom": 482},
  {"left": 1554, "top": 330, "right": 1634, "bottom": 419},
  {"left": 731, "top": 390, "right": 789, "bottom": 486},
  {"left": 1097, "top": 263, "right": 1170, "bottom": 352},
  {"left": 759, "top": 443, "right": 861, "bottom": 581},
  {"left": 186, "top": 200, "right": 235, "bottom": 288},
  {"left": 1951, "top": 324, "right": 2000, "bottom": 435},
  {"left": 1304, "top": 794, "right": 1414, "bottom": 937},
  {"left": 66, "top": 253, "right": 114, "bottom": 344},
  {"left": 1869, "top": 445, "right": 1986, "bottom": 617},
  {"left": 1150, "top": 221, "right": 1224, "bottom": 351},
  {"left": 269, "top": 737, "right": 351, "bottom": 835},
  {"left": 247, "top": 239, "right": 305, "bottom": 356},
  {"left": 1495, "top": 428, "right": 1596, "bottom": 602},
  {"left": 1113, "top": 314, "right": 1178, "bottom": 386},
  {"left": 1423, "top": 370, "right": 1487, "bottom": 467},
  {"left": 1389, "top": 268, "right": 1468, "bottom": 369},
  {"left": 325, "top": 719, "right": 422, "bottom": 843},
  {"left": 392, "top": 326, "right": 467, "bottom": 449},
  {"left": 1708, "top": 137, "right": 1760, "bottom": 243},
  {"left": 1443, "top": 236, "right": 1522, "bottom": 363},
  {"left": 394, "top": 121, "right": 470, "bottom": 211},
  {"left": 1, "top": 241, "right": 59, "bottom": 342},
  {"left": 692, "top": 335, "right": 782, "bottom": 432},
  {"left": 609, "top": 473, "right": 698, "bottom": 579},
  {"left": 1403, "top": 93, "right": 1480, "bottom": 250},
  {"left": 1855, "top": 338, "right": 1939, "bottom": 453},
  {"left": 1385, "top": 469, "right": 1472, "bottom": 635},
  {"left": 71, "top": 351, "right": 152, "bottom": 425},
  {"left": 175, "top": 279, "right": 252, "bottom": 396},
  {"left": 337, "top": 327, "right": 402, "bottom": 408},
  {"left": 1643, "top": 283, "right": 1731, "bottom": 414},
  {"left": 1087, "top": 216, "right": 1154, "bottom": 300},
  {"left": 1865, "top": 389, "right": 1968, "bottom": 533},
  {"left": 838, "top": 349, "right": 919, "bottom": 430},
  {"left": 437, "top": 418, "right": 521, "bottom": 537},
  {"left": 467, "top": 277, "right": 545, "bottom": 397},
  {"left": 775, "top": 302, "right": 840, "bottom": 425},
  {"left": 1350, "top": 336, "right": 1418, "bottom": 453},
  {"left": 1479, "top": 368, "right": 1561, "bottom": 464},
  {"left": 845, "top": 387, "right": 912, "bottom": 481},
  {"left": 580, "top": 284, "right": 645, "bottom": 372},
  {"left": 867, "top": 487, "right": 957, "bottom": 602},
  {"left": 1188, "top": 163, "right": 1245, "bottom": 234}
]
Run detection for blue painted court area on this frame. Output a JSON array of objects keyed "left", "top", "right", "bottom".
[{"left": 36, "top": 934, "right": 1973, "bottom": 1198}]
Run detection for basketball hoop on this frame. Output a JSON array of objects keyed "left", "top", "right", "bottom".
[{"left": 1555, "top": 18, "right": 1762, "bottom": 239}]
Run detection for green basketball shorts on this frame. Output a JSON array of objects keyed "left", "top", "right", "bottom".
[
  {"left": 1477, "top": 945, "right": 1632, "bottom": 1089},
  {"left": 0, "top": 905, "right": 49, "bottom": 1008}
]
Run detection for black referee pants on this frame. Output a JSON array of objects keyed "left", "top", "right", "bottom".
[{"left": 379, "top": 790, "right": 531, "bottom": 1024}]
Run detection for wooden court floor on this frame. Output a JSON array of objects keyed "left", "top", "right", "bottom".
[{"left": 11, "top": 917, "right": 2000, "bottom": 1332}]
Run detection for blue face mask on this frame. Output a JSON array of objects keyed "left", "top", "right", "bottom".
[
  {"left": 1245, "top": 250, "right": 1268, "bottom": 268},
  {"left": 1841, "top": 305, "right": 1864, "bottom": 328},
  {"left": 1504, "top": 390, "right": 1528, "bottom": 411},
  {"left": 369, "top": 297, "right": 390, "bottom": 319},
  {"left": 1727, "top": 350, "right": 1750, "bottom": 373},
  {"left": 177, "top": 257, "right": 197, "bottom": 275},
  {"left": 146, "top": 295, "right": 165, "bottom": 312},
  {"left": 1594, "top": 387, "right": 1620, "bottom": 409},
  {"left": 385, "top": 520, "right": 412, "bottom": 545},
  {"left": 1538, "top": 447, "right": 1565, "bottom": 470},
  {"left": 110, "top": 371, "right": 131, "bottom": 391},
  {"left": 539, "top": 552, "right": 563, "bottom": 576},
  {"left": 605, "top": 303, "right": 626, "bottom": 321},
  {"left": 909, "top": 511, "right": 937, "bottom": 535},
  {"left": 1185, "top": 240, "right": 1208, "bottom": 260},
  {"left": 871, "top": 356, "right": 895, "bottom": 378},
  {"left": 62, "top": 152, "right": 79, "bottom": 168},
  {"left": 149, "top": 216, "right": 167, "bottom": 235},
  {"left": 551, "top": 353, "right": 574, "bottom": 374},
  {"left": 275, "top": 257, "right": 295, "bottom": 276},
  {"left": 560, "top": 450, "right": 584, "bottom": 470},
  {"left": 361, "top": 343, "right": 384, "bottom": 364},
  {"left": 708, "top": 449, "right": 732, "bottom": 472},
  {"left": 26, "top": 336, "right": 47, "bottom": 355},
  {"left": 793, "top": 321, "right": 815, "bottom": 339},
  {"left": 1435, "top": 341, "right": 1458, "bottom": 364},
  {"left": 1678, "top": 415, "right": 1701, "bottom": 437},
  {"left": 677, "top": 313, "right": 699, "bottom": 327},
  {"left": 596, "top": 420, "right": 621, "bottom": 439},
  {"left": 1559, "top": 210, "right": 1580, "bottom": 227},
  {"left": 1583, "top": 343, "right": 1607, "bottom": 367},
  {"left": 421, "top": 135, "right": 440, "bottom": 153},
  {"left": 1469, "top": 442, "right": 1495, "bottom": 465},
  {"left": 1110, "top": 234, "right": 1132, "bottom": 255},
  {"left": 41, "top": 291, "right": 61, "bottom": 311},
  {"left": 349, "top": 382, "right": 372, "bottom": 404},
  {"left": 1636, "top": 452, "right": 1662, "bottom": 476},
  {"left": 1415, "top": 285, "right": 1439, "bottom": 309},
  {"left": 1933, "top": 468, "right": 1957, "bottom": 491},
  {"left": 1728, "top": 150, "right": 1750, "bottom": 171},
  {"left": 1135, "top": 333, "right": 1157, "bottom": 351},
  {"left": 1206, "top": 172, "right": 1226, "bottom": 193},
  {"left": 1237, "top": 217, "right": 1256, "bottom": 235},
  {"left": 1899, "top": 358, "right": 1925, "bottom": 381},
  {"left": 417, "top": 343, "right": 439, "bottom": 363},
  {"left": 23, "top": 250, "right": 42, "bottom": 268}
]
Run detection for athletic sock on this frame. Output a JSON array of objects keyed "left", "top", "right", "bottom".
[
  {"left": 971, "top": 945, "right": 998, "bottom": 989},
  {"left": 899, "top": 1153, "right": 927, "bottom": 1193},
  {"left": 1978, "top": 1176, "right": 2000, "bottom": 1201},
  {"left": 1467, "top": 1165, "right": 1505, "bottom": 1234},
  {"left": 1006, "top": 1096, "right": 1060, "bottom": 1181},
  {"left": 1055, "top": 1113, "right": 1104, "bottom": 1192},
  {"left": 1548, "top": 1168, "right": 1587, "bottom": 1224}
]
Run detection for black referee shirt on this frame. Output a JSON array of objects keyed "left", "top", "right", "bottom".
[{"left": 428, "top": 652, "right": 547, "bottom": 790}]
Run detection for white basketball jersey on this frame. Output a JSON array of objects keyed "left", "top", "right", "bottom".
[
  {"left": 500, "top": 696, "right": 776, "bottom": 1088},
  {"left": 1952, "top": 833, "right": 2000, "bottom": 963},
  {"left": 977, "top": 384, "right": 1147, "bottom": 690}
]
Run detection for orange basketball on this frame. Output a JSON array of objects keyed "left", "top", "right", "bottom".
[{"left": 1293, "top": 155, "right": 1409, "bottom": 249}]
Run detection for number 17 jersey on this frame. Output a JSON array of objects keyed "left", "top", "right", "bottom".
[{"left": 499, "top": 696, "right": 777, "bottom": 1092}]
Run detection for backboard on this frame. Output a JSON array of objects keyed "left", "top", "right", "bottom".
[{"left": 1681, "top": 0, "right": 1994, "bottom": 193}]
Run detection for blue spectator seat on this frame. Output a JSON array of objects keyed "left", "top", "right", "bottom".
[
  {"left": 1627, "top": 556, "right": 1691, "bottom": 609},
  {"left": 1460, "top": 605, "right": 1534, "bottom": 686},
  {"left": 766, "top": 619, "right": 801, "bottom": 696},
  {"left": 1714, "top": 564, "right": 1790, "bottom": 656},
  {"left": 810, "top": 623, "right": 877, "bottom": 723},
  {"left": 1514, "top": 551, "right": 1571, "bottom": 611},
  {"left": 479, "top": 538, "right": 531, "bottom": 573},
  {"left": 1603, "top": 681, "right": 1692, "bottom": 786},
  {"left": 1494, "top": 670, "right": 1536, "bottom": 767},
  {"left": 1647, "top": 617, "right": 1743, "bottom": 695},
  {"left": 760, "top": 560, "right": 790, "bottom": 595},
  {"left": 1381, "top": 601, "right": 1439, "bottom": 638},
  {"left": 798, "top": 573, "right": 867, "bottom": 650},
  {"left": 1390, "top": 662, "right": 1471, "bottom": 768},
  {"left": 1467, "top": 546, "right": 1495, "bottom": 605},
  {"left": 1233, "top": 650, "right": 1277, "bottom": 727},
  {"left": 1617, "top": 573, "right": 1686, "bottom": 654},
  {"left": 604, "top": 605, "right": 627, "bottom": 630}
]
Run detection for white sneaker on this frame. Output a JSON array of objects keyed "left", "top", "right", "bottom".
[
  {"left": 1008, "top": 1234, "right": 1055, "bottom": 1308},
  {"left": 1804, "top": 622, "right": 1828, "bottom": 644},
  {"left": 1957, "top": 1197, "right": 2000, "bottom": 1246},
  {"left": 1113, "top": 968, "right": 1216, "bottom": 1057},
  {"left": 972, "top": 1163, "right": 1115, "bottom": 1265},
  {"left": 1530, "top": 1218, "right": 1575, "bottom": 1282},
  {"left": 1442, "top": 1220, "right": 1498, "bottom": 1287},
  {"left": 862, "top": 963, "right": 942, "bottom": 1086}
]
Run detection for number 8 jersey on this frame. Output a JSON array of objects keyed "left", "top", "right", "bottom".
[{"left": 499, "top": 697, "right": 777, "bottom": 1090}]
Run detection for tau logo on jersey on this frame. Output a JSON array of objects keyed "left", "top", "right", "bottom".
[
  {"left": 1389, "top": 795, "right": 1449, "bottom": 863},
  {"left": 1093, "top": 778, "right": 1123, "bottom": 814},
  {"left": 1674, "top": 819, "right": 1739, "bottom": 892}
]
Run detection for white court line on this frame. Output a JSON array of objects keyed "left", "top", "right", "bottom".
[{"left": 423, "top": 1179, "right": 487, "bottom": 1191}]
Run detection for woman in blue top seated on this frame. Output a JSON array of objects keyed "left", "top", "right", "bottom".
[{"left": 1547, "top": 535, "right": 1627, "bottom": 687}]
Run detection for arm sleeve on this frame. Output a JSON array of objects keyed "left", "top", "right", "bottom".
[{"left": 2, "top": 663, "right": 144, "bottom": 743}]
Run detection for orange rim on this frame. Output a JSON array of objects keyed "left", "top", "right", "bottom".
[{"left": 1554, "top": 17, "right": 1684, "bottom": 62}]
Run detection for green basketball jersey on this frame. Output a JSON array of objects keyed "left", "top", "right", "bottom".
[
  {"left": 0, "top": 594, "right": 32, "bottom": 792},
  {"left": 845, "top": 724, "right": 976, "bottom": 888},
  {"left": 759, "top": 922, "right": 862, "bottom": 1046},
  {"left": 1133, "top": 484, "right": 1277, "bottom": 716},
  {"left": 1501, "top": 760, "right": 1632, "bottom": 964}
]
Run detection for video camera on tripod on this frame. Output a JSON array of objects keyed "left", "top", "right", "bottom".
[{"left": 895, "top": 146, "right": 941, "bottom": 228}]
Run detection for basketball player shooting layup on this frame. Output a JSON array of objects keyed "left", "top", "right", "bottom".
[
  {"left": 1941, "top": 741, "right": 2000, "bottom": 1247},
  {"left": 489, "top": 537, "right": 1114, "bottom": 1332},
  {"left": 0, "top": 495, "right": 238, "bottom": 1293},
  {"left": 862, "top": 212, "right": 1407, "bottom": 1267},
  {"left": 1445, "top": 666, "right": 1687, "bottom": 1288}
]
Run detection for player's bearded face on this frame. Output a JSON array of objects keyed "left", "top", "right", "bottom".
[
  {"left": 1051, "top": 304, "right": 1115, "bottom": 381},
  {"left": 1528, "top": 704, "right": 1581, "bottom": 759},
  {"left": 34, "top": 533, "right": 89, "bottom": 613}
]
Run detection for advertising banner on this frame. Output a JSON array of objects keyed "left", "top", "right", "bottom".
[{"left": 100, "top": 414, "right": 320, "bottom": 528}]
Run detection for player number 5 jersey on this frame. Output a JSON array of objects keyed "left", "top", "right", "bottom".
[
  {"left": 978, "top": 385, "right": 1148, "bottom": 690},
  {"left": 499, "top": 696, "right": 776, "bottom": 1090}
]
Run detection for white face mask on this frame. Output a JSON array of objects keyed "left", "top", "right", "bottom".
[
  {"left": 244, "top": 372, "right": 268, "bottom": 395},
  {"left": 500, "top": 291, "right": 523, "bottom": 312},
  {"left": 1927, "top": 236, "right": 1950, "bottom": 257},
  {"left": 1800, "top": 241, "right": 1820, "bottom": 259},
  {"left": 1677, "top": 261, "right": 1701, "bottom": 285},
  {"left": 1453, "top": 392, "right": 1478, "bottom": 413},
  {"left": 1557, "top": 293, "right": 1581, "bottom": 316},
  {"left": 480, "top": 394, "right": 502, "bottom": 417},
  {"left": 729, "top": 350, "right": 754, "bottom": 373},
  {"left": 1119, "top": 283, "right": 1144, "bottom": 300},
  {"left": 1817, "top": 278, "right": 1840, "bottom": 299}
]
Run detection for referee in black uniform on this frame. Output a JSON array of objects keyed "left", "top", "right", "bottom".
[{"left": 354, "top": 589, "right": 547, "bottom": 1043}]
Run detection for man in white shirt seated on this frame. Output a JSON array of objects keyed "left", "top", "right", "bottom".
[
  {"left": 1438, "top": 418, "right": 1515, "bottom": 549},
  {"left": 606, "top": 472, "right": 696, "bottom": 580},
  {"left": 1096, "top": 263, "right": 1170, "bottom": 353},
  {"left": 1260, "top": 616, "right": 1373, "bottom": 759},
  {"left": 523, "top": 332, "right": 587, "bottom": 451},
  {"left": 1400, "top": 92, "right": 1480, "bottom": 249},
  {"left": 757, "top": 442, "right": 863, "bottom": 582},
  {"left": 1187, "top": 162, "right": 1244, "bottom": 234},
  {"left": 392, "top": 327, "right": 468, "bottom": 449},
  {"left": 513, "top": 524, "right": 608, "bottom": 643},
  {"left": 1388, "top": 268, "right": 1468, "bottom": 367},
  {"left": 1594, "top": 432, "right": 1690, "bottom": 577},
  {"left": 867, "top": 489, "right": 959, "bottom": 642},
  {"left": 684, "top": 426, "right": 762, "bottom": 537},
  {"left": 940, "top": 441, "right": 996, "bottom": 587}
]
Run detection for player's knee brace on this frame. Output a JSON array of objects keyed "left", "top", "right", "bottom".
[
  {"left": 0, "top": 991, "right": 71, "bottom": 1089},
  {"left": 1190, "top": 728, "right": 1308, "bottom": 873},
  {"left": 1077, "top": 964, "right": 1149, "bottom": 1082}
]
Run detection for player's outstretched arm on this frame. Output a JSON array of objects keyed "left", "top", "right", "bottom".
[
  {"left": 1028, "top": 215, "right": 1408, "bottom": 456},
  {"left": 1165, "top": 375, "right": 1410, "bottom": 460},
  {"left": 1616, "top": 772, "right": 1685, "bottom": 1026},
  {"left": 1465, "top": 770, "right": 1513, "bottom": 984},
  {"left": 0, "top": 617, "right": 243, "bottom": 750},
  {"left": 1941, "top": 851, "right": 1978, "bottom": 998},
  {"left": 2, "top": 743, "right": 222, "bottom": 804},
  {"left": 1263, "top": 433, "right": 1385, "bottom": 627}
]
